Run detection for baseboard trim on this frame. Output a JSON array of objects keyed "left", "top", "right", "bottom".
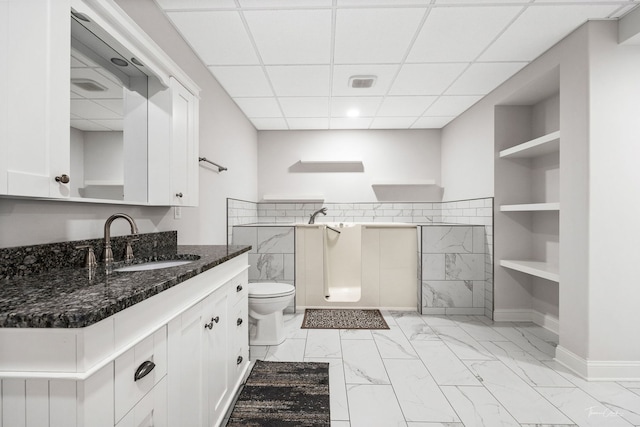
[
  {"left": 493, "top": 309, "right": 559, "bottom": 334},
  {"left": 555, "top": 345, "right": 640, "bottom": 381}
]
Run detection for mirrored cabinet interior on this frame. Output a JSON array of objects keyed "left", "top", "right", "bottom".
[{"left": 0, "top": 0, "right": 200, "bottom": 206}]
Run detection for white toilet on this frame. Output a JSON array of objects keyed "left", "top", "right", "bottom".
[{"left": 248, "top": 282, "right": 296, "bottom": 346}]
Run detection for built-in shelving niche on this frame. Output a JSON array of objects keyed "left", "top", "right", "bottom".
[{"left": 494, "top": 66, "right": 560, "bottom": 328}]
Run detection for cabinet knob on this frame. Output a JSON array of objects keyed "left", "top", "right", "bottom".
[
  {"left": 236, "top": 284, "right": 243, "bottom": 292},
  {"left": 55, "top": 174, "right": 70, "bottom": 184},
  {"left": 175, "top": 192, "right": 183, "bottom": 198},
  {"left": 237, "top": 318, "right": 243, "bottom": 326},
  {"left": 212, "top": 316, "right": 220, "bottom": 324},
  {"left": 134, "top": 360, "right": 156, "bottom": 381},
  {"left": 204, "top": 322, "right": 213, "bottom": 330},
  {"left": 237, "top": 356, "right": 243, "bottom": 365}
]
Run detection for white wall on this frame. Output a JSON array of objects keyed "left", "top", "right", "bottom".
[
  {"left": 587, "top": 21, "right": 640, "bottom": 362},
  {"left": 257, "top": 129, "right": 441, "bottom": 203},
  {"left": 0, "top": 0, "right": 257, "bottom": 248},
  {"left": 83, "top": 131, "right": 124, "bottom": 183}
]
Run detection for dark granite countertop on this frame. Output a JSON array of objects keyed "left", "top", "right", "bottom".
[{"left": 0, "top": 245, "right": 251, "bottom": 329}]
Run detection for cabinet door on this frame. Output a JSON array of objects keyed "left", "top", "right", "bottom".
[
  {"left": 169, "top": 77, "right": 198, "bottom": 207},
  {"left": 167, "top": 301, "right": 206, "bottom": 427},
  {"left": 148, "top": 77, "right": 199, "bottom": 207},
  {"left": 202, "top": 289, "right": 229, "bottom": 426},
  {"left": 1, "top": 0, "right": 70, "bottom": 198}
]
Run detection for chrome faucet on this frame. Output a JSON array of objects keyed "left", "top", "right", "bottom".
[
  {"left": 103, "top": 213, "right": 139, "bottom": 268},
  {"left": 308, "top": 207, "right": 327, "bottom": 224}
]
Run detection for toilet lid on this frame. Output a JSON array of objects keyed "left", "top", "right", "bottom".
[{"left": 248, "top": 282, "right": 295, "bottom": 298}]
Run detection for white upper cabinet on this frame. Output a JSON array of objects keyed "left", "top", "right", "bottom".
[
  {"left": 0, "top": 0, "right": 200, "bottom": 206},
  {"left": 1, "top": 0, "right": 70, "bottom": 198}
]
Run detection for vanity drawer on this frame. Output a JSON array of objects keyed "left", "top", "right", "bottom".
[
  {"left": 116, "top": 376, "right": 167, "bottom": 427},
  {"left": 229, "top": 270, "right": 248, "bottom": 306},
  {"left": 114, "top": 326, "right": 167, "bottom": 423}
]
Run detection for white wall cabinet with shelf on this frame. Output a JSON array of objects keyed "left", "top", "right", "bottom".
[
  {"left": 494, "top": 69, "right": 560, "bottom": 330},
  {"left": 0, "top": 0, "right": 200, "bottom": 206},
  {"left": 0, "top": 254, "right": 250, "bottom": 427}
]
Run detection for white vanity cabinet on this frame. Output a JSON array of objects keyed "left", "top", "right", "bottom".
[
  {"left": 0, "top": 0, "right": 70, "bottom": 198},
  {"left": 0, "top": 253, "right": 250, "bottom": 427},
  {"left": 167, "top": 272, "right": 249, "bottom": 427}
]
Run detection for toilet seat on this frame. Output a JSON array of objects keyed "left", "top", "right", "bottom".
[{"left": 248, "top": 282, "right": 295, "bottom": 299}]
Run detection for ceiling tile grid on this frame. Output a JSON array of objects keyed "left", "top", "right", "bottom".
[{"left": 156, "top": 0, "right": 639, "bottom": 129}]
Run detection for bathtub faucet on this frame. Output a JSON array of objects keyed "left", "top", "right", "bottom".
[{"left": 308, "top": 207, "right": 327, "bottom": 224}]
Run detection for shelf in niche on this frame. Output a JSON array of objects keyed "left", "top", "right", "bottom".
[
  {"left": 262, "top": 195, "right": 324, "bottom": 203},
  {"left": 500, "top": 259, "right": 559, "bottom": 283},
  {"left": 500, "top": 202, "right": 560, "bottom": 212},
  {"left": 291, "top": 160, "right": 364, "bottom": 173},
  {"left": 500, "top": 130, "right": 560, "bottom": 159}
]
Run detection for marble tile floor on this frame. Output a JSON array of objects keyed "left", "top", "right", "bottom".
[{"left": 249, "top": 311, "right": 640, "bottom": 427}]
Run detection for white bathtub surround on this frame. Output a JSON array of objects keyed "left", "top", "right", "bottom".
[{"left": 296, "top": 223, "right": 418, "bottom": 310}]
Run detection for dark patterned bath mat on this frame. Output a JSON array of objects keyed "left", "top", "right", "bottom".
[
  {"left": 301, "top": 308, "right": 390, "bottom": 329},
  {"left": 226, "top": 360, "right": 330, "bottom": 426}
]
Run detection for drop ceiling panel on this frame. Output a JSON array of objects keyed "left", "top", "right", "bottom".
[
  {"left": 70, "top": 99, "right": 122, "bottom": 120},
  {"left": 166, "top": 11, "right": 258, "bottom": 65},
  {"left": 156, "top": 0, "right": 639, "bottom": 130},
  {"left": 287, "top": 118, "right": 330, "bottom": 129},
  {"left": 446, "top": 62, "right": 528, "bottom": 95},
  {"left": 424, "top": 95, "right": 483, "bottom": 116},
  {"left": 209, "top": 66, "right": 273, "bottom": 97},
  {"left": 330, "top": 117, "right": 373, "bottom": 129},
  {"left": 233, "top": 98, "right": 283, "bottom": 118},
  {"left": 479, "top": 4, "right": 619, "bottom": 61},
  {"left": 407, "top": 6, "right": 523, "bottom": 63},
  {"left": 156, "top": 0, "right": 237, "bottom": 10},
  {"left": 411, "top": 116, "right": 455, "bottom": 128},
  {"left": 334, "top": 8, "right": 426, "bottom": 64},
  {"left": 279, "top": 97, "right": 329, "bottom": 117},
  {"left": 332, "top": 65, "right": 399, "bottom": 96},
  {"left": 390, "top": 63, "right": 468, "bottom": 95},
  {"left": 377, "top": 96, "right": 437, "bottom": 116},
  {"left": 240, "top": 0, "right": 333, "bottom": 8},
  {"left": 371, "top": 117, "right": 419, "bottom": 129},
  {"left": 70, "top": 119, "right": 110, "bottom": 131},
  {"left": 331, "top": 97, "right": 383, "bottom": 117},
  {"left": 250, "top": 118, "right": 289, "bottom": 129},
  {"left": 243, "top": 10, "right": 332, "bottom": 65},
  {"left": 92, "top": 120, "right": 124, "bottom": 131},
  {"left": 93, "top": 99, "right": 123, "bottom": 115},
  {"left": 267, "top": 65, "right": 330, "bottom": 96}
]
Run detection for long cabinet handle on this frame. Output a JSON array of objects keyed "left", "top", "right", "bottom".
[{"left": 134, "top": 360, "right": 156, "bottom": 381}]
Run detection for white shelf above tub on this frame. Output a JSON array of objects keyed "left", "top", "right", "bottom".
[
  {"left": 500, "top": 259, "right": 559, "bottom": 283},
  {"left": 499, "top": 130, "right": 560, "bottom": 158},
  {"left": 262, "top": 195, "right": 325, "bottom": 203},
  {"left": 293, "top": 160, "right": 364, "bottom": 173},
  {"left": 371, "top": 179, "right": 437, "bottom": 187},
  {"left": 500, "top": 202, "right": 560, "bottom": 212}
]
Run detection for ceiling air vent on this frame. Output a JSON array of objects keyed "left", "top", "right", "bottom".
[
  {"left": 349, "top": 75, "right": 377, "bottom": 89},
  {"left": 71, "top": 78, "right": 107, "bottom": 92}
]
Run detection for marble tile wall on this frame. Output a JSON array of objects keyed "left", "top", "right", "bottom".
[
  {"left": 227, "top": 198, "right": 258, "bottom": 245},
  {"left": 232, "top": 225, "right": 296, "bottom": 312},
  {"left": 227, "top": 197, "right": 494, "bottom": 317},
  {"left": 420, "top": 225, "right": 487, "bottom": 316},
  {"left": 439, "top": 199, "right": 494, "bottom": 318}
]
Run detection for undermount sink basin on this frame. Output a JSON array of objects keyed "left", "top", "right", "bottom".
[{"left": 114, "top": 258, "right": 197, "bottom": 272}]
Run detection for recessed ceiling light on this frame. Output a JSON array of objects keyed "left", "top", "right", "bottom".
[
  {"left": 71, "top": 11, "right": 90, "bottom": 22},
  {"left": 349, "top": 75, "right": 377, "bottom": 89},
  {"left": 71, "top": 78, "right": 107, "bottom": 92},
  {"left": 347, "top": 109, "right": 360, "bottom": 118},
  {"left": 130, "top": 57, "right": 144, "bottom": 67}
]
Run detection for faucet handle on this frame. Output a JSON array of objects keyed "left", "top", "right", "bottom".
[
  {"left": 75, "top": 245, "right": 97, "bottom": 269},
  {"left": 125, "top": 238, "right": 139, "bottom": 264}
]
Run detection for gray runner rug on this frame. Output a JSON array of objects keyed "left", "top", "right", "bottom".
[{"left": 226, "top": 360, "right": 330, "bottom": 426}]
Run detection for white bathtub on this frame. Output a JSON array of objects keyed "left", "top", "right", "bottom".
[{"left": 295, "top": 223, "right": 418, "bottom": 310}]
